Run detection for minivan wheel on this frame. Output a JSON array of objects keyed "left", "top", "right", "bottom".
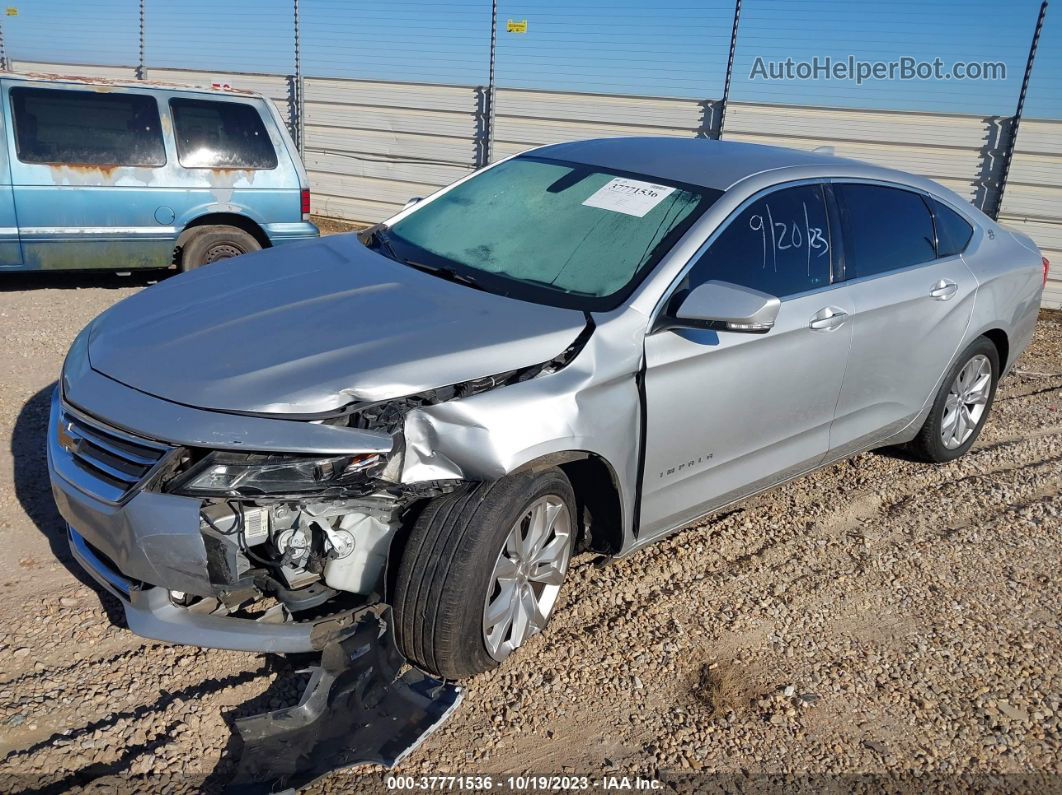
[
  {"left": 908, "top": 337, "right": 1000, "bottom": 463},
  {"left": 177, "top": 225, "right": 261, "bottom": 271},
  {"left": 393, "top": 469, "right": 577, "bottom": 680}
]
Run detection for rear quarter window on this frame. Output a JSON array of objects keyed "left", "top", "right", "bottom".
[
  {"left": 933, "top": 199, "right": 975, "bottom": 256},
  {"left": 10, "top": 86, "right": 166, "bottom": 167},
  {"left": 836, "top": 183, "right": 937, "bottom": 278},
  {"left": 170, "top": 98, "right": 278, "bottom": 169}
]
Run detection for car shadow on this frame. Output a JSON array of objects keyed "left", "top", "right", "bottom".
[
  {"left": 11, "top": 383, "right": 126, "bottom": 626},
  {"left": 0, "top": 269, "right": 168, "bottom": 292}
]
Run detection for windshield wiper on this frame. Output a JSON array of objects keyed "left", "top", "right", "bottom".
[
  {"left": 404, "top": 260, "right": 486, "bottom": 291},
  {"left": 368, "top": 229, "right": 484, "bottom": 291},
  {"left": 368, "top": 225, "right": 401, "bottom": 262}
]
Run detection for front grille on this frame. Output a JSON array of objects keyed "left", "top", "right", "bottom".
[{"left": 56, "top": 406, "right": 171, "bottom": 502}]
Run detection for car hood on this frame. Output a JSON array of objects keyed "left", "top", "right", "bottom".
[{"left": 87, "top": 235, "right": 588, "bottom": 415}]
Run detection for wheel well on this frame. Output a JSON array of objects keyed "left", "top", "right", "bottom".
[
  {"left": 558, "top": 456, "right": 624, "bottom": 555},
  {"left": 175, "top": 213, "right": 271, "bottom": 264},
  {"left": 383, "top": 453, "right": 625, "bottom": 601},
  {"left": 982, "top": 328, "right": 1010, "bottom": 371}
]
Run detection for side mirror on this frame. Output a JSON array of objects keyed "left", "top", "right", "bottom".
[
  {"left": 402, "top": 196, "right": 423, "bottom": 211},
  {"left": 663, "top": 280, "right": 780, "bottom": 333}
]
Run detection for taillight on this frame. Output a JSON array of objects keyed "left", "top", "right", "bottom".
[
  {"left": 1044, "top": 256, "right": 1051, "bottom": 287},
  {"left": 301, "top": 188, "right": 311, "bottom": 220}
]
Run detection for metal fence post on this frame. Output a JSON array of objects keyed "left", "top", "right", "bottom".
[
  {"left": 294, "top": 0, "right": 305, "bottom": 155},
  {"left": 484, "top": 0, "right": 498, "bottom": 167},
  {"left": 136, "top": 0, "right": 146, "bottom": 79},
  {"left": 716, "top": 0, "right": 742, "bottom": 139},
  {"left": 991, "top": 0, "right": 1048, "bottom": 221}
]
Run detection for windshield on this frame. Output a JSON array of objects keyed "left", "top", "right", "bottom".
[{"left": 381, "top": 156, "right": 721, "bottom": 310}]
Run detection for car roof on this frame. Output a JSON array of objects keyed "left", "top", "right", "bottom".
[
  {"left": 2, "top": 71, "right": 260, "bottom": 98},
  {"left": 530, "top": 136, "right": 883, "bottom": 192}
]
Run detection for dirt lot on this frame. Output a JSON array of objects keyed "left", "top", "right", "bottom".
[{"left": 0, "top": 257, "right": 1059, "bottom": 792}]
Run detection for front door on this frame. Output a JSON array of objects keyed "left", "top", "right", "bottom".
[
  {"left": 640, "top": 183, "right": 852, "bottom": 540},
  {"left": 827, "top": 183, "right": 977, "bottom": 457}
]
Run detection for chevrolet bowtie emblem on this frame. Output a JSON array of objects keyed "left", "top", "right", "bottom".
[{"left": 57, "top": 420, "right": 79, "bottom": 454}]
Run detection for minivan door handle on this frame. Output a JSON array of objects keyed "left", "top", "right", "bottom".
[
  {"left": 809, "top": 306, "right": 848, "bottom": 331},
  {"left": 930, "top": 279, "right": 959, "bottom": 301}
]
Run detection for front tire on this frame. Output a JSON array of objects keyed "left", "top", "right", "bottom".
[
  {"left": 393, "top": 469, "right": 577, "bottom": 680},
  {"left": 907, "top": 336, "right": 1000, "bottom": 463}
]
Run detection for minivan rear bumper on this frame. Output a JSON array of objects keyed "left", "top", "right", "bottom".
[{"left": 264, "top": 221, "right": 320, "bottom": 244}]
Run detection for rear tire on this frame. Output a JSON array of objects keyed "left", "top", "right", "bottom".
[
  {"left": 393, "top": 469, "right": 577, "bottom": 680},
  {"left": 907, "top": 336, "right": 999, "bottom": 463},
  {"left": 177, "top": 225, "right": 261, "bottom": 271}
]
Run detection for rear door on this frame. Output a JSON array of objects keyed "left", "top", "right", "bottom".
[
  {"left": 5, "top": 82, "right": 172, "bottom": 270},
  {"left": 0, "top": 79, "right": 22, "bottom": 266},
  {"left": 640, "top": 182, "right": 852, "bottom": 539},
  {"left": 827, "top": 182, "right": 977, "bottom": 457}
]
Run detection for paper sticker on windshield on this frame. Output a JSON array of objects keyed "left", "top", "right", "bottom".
[{"left": 582, "top": 178, "right": 676, "bottom": 217}]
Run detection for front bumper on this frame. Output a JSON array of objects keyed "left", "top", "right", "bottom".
[
  {"left": 48, "top": 389, "right": 464, "bottom": 788},
  {"left": 67, "top": 527, "right": 328, "bottom": 653},
  {"left": 48, "top": 388, "right": 367, "bottom": 654}
]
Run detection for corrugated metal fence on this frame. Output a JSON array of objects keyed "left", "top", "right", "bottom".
[
  {"left": 998, "top": 120, "right": 1062, "bottom": 307},
  {"left": 9, "top": 58, "right": 1061, "bottom": 309}
]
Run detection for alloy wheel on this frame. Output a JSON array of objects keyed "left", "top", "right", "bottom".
[
  {"left": 941, "top": 354, "right": 992, "bottom": 449},
  {"left": 482, "top": 495, "right": 573, "bottom": 662}
]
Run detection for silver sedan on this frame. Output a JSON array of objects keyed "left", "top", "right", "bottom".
[{"left": 50, "top": 137, "right": 1046, "bottom": 685}]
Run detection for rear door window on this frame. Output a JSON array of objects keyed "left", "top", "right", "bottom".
[
  {"left": 10, "top": 86, "right": 166, "bottom": 166},
  {"left": 170, "top": 98, "right": 277, "bottom": 169},
  {"left": 684, "top": 184, "right": 834, "bottom": 298},
  {"left": 933, "top": 199, "right": 975, "bottom": 256},
  {"left": 836, "top": 184, "right": 936, "bottom": 278}
]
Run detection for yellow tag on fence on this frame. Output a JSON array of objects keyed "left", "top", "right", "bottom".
[{"left": 506, "top": 19, "right": 527, "bottom": 34}]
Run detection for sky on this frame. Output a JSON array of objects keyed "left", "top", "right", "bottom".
[{"left": 3, "top": 0, "right": 1058, "bottom": 118}]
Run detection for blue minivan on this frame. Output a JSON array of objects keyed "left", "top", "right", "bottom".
[{"left": 0, "top": 73, "right": 318, "bottom": 271}]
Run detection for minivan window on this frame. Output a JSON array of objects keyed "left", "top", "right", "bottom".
[
  {"left": 933, "top": 199, "right": 975, "bottom": 257},
  {"left": 383, "top": 156, "right": 721, "bottom": 311},
  {"left": 836, "top": 184, "right": 936, "bottom": 278},
  {"left": 684, "top": 184, "right": 833, "bottom": 298},
  {"left": 170, "top": 98, "right": 277, "bottom": 169},
  {"left": 10, "top": 87, "right": 165, "bottom": 167}
]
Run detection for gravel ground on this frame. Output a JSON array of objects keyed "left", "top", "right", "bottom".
[{"left": 0, "top": 260, "right": 1059, "bottom": 792}]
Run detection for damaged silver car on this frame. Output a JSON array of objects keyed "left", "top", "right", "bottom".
[{"left": 49, "top": 138, "right": 1045, "bottom": 778}]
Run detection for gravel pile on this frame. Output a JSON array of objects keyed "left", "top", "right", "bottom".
[{"left": 0, "top": 273, "right": 1058, "bottom": 792}]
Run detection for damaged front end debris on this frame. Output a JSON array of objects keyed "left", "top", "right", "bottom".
[
  {"left": 49, "top": 235, "right": 617, "bottom": 785},
  {"left": 231, "top": 605, "right": 462, "bottom": 792}
]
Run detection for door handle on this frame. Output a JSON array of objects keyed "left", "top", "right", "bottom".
[
  {"left": 809, "top": 306, "right": 848, "bottom": 331},
  {"left": 930, "top": 279, "right": 959, "bottom": 300}
]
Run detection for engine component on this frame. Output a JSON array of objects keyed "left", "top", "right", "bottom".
[
  {"left": 322, "top": 512, "right": 393, "bottom": 595},
  {"left": 275, "top": 524, "right": 318, "bottom": 589},
  {"left": 328, "top": 528, "right": 356, "bottom": 559},
  {"left": 243, "top": 506, "right": 270, "bottom": 546}
]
